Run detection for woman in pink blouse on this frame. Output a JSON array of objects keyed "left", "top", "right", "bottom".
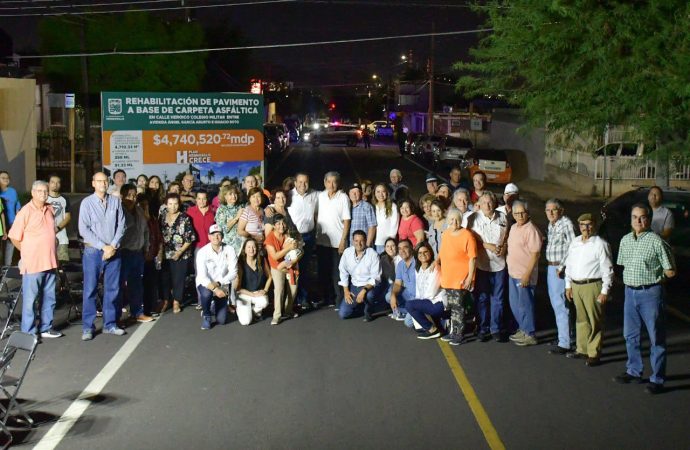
[
  {"left": 397, "top": 199, "right": 426, "bottom": 247},
  {"left": 238, "top": 187, "right": 265, "bottom": 245}
]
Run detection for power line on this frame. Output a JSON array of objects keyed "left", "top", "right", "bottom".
[
  {"left": 15, "top": 28, "right": 492, "bottom": 59},
  {"left": 0, "top": 0, "right": 298, "bottom": 17},
  {"left": 0, "top": 0, "right": 177, "bottom": 11}
]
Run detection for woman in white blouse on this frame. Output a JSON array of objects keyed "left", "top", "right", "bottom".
[
  {"left": 372, "top": 182, "right": 399, "bottom": 253},
  {"left": 405, "top": 241, "right": 447, "bottom": 339}
]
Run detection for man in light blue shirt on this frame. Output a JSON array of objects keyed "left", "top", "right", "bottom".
[
  {"left": 390, "top": 239, "right": 416, "bottom": 325},
  {"left": 78, "top": 172, "right": 126, "bottom": 341}
]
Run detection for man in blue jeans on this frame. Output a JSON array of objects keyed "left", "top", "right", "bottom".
[
  {"left": 78, "top": 172, "right": 126, "bottom": 341},
  {"left": 615, "top": 203, "right": 675, "bottom": 395},
  {"left": 390, "top": 239, "right": 416, "bottom": 326},
  {"left": 337, "top": 230, "right": 380, "bottom": 321},
  {"left": 8, "top": 180, "right": 62, "bottom": 338}
]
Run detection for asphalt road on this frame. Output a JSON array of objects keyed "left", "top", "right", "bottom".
[{"left": 6, "top": 143, "right": 690, "bottom": 449}]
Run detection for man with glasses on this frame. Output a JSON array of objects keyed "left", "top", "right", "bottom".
[
  {"left": 544, "top": 199, "right": 576, "bottom": 355},
  {"left": 562, "top": 214, "right": 613, "bottom": 367},
  {"left": 506, "top": 200, "right": 542, "bottom": 346},
  {"left": 614, "top": 203, "right": 675, "bottom": 395}
]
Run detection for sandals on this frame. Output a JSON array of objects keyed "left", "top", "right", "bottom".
[{"left": 173, "top": 301, "right": 182, "bottom": 314}]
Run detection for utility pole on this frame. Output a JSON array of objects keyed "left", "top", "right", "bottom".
[
  {"left": 79, "top": 18, "right": 91, "bottom": 192},
  {"left": 427, "top": 22, "right": 435, "bottom": 135}
]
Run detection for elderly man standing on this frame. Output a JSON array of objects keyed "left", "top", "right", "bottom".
[
  {"left": 348, "top": 183, "right": 377, "bottom": 248},
  {"left": 562, "top": 213, "right": 613, "bottom": 366},
  {"left": 316, "top": 171, "right": 351, "bottom": 309},
  {"left": 119, "top": 184, "right": 153, "bottom": 323},
  {"left": 506, "top": 200, "right": 542, "bottom": 347},
  {"left": 469, "top": 192, "right": 509, "bottom": 342},
  {"left": 615, "top": 203, "right": 675, "bottom": 395},
  {"left": 544, "top": 199, "right": 576, "bottom": 355},
  {"left": 79, "top": 172, "right": 127, "bottom": 341},
  {"left": 8, "top": 181, "right": 62, "bottom": 338},
  {"left": 425, "top": 173, "right": 439, "bottom": 195},
  {"left": 388, "top": 169, "right": 408, "bottom": 202},
  {"left": 288, "top": 172, "right": 318, "bottom": 308},
  {"left": 496, "top": 183, "right": 519, "bottom": 223},
  {"left": 337, "top": 230, "right": 381, "bottom": 321},
  {"left": 196, "top": 224, "right": 238, "bottom": 330},
  {"left": 180, "top": 173, "right": 196, "bottom": 209}
]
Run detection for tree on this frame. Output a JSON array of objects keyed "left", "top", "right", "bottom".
[
  {"left": 455, "top": 1, "right": 690, "bottom": 162},
  {"left": 39, "top": 12, "right": 207, "bottom": 93}
]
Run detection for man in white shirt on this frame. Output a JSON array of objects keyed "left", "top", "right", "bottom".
[
  {"left": 316, "top": 171, "right": 351, "bottom": 308},
  {"left": 288, "top": 172, "right": 319, "bottom": 308},
  {"left": 47, "top": 174, "right": 71, "bottom": 263},
  {"left": 196, "top": 224, "right": 238, "bottom": 330},
  {"left": 563, "top": 213, "right": 613, "bottom": 367},
  {"left": 469, "top": 191, "right": 509, "bottom": 342},
  {"left": 496, "top": 183, "right": 519, "bottom": 223},
  {"left": 388, "top": 169, "right": 408, "bottom": 202},
  {"left": 338, "top": 230, "right": 381, "bottom": 321},
  {"left": 648, "top": 186, "right": 674, "bottom": 240}
]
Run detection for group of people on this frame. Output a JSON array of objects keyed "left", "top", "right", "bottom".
[{"left": 7, "top": 164, "right": 677, "bottom": 395}]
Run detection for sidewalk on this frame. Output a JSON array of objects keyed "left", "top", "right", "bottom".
[{"left": 517, "top": 178, "right": 604, "bottom": 203}]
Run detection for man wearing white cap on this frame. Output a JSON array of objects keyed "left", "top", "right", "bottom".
[
  {"left": 196, "top": 224, "right": 238, "bottom": 330},
  {"left": 496, "top": 183, "right": 520, "bottom": 221}
]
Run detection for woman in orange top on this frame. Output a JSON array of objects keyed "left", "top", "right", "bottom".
[{"left": 437, "top": 209, "right": 477, "bottom": 345}]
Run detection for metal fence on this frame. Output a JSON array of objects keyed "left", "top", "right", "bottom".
[{"left": 547, "top": 147, "right": 690, "bottom": 180}]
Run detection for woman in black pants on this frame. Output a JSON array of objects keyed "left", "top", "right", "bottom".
[{"left": 159, "top": 193, "right": 195, "bottom": 313}]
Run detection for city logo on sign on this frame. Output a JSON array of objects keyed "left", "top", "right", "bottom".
[{"left": 108, "top": 98, "right": 123, "bottom": 115}]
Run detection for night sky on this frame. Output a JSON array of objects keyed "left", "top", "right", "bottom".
[{"left": 0, "top": 1, "right": 484, "bottom": 88}]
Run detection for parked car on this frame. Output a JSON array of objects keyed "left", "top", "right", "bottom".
[
  {"left": 264, "top": 123, "right": 288, "bottom": 154},
  {"left": 284, "top": 118, "right": 301, "bottom": 142},
  {"left": 594, "top": 142, "right": 649, "bottom": 157},
  {"left": 367, "top": 120, "right": 389, "bottom": 134},
  {"left": 374, "top": 122, "right": 394, "bottom": 138},
  {"left": 305, "top": 124, "right": 362, "bottom": 147},
  {"left": 410, "top": 135, "right": 445, "bottom": 164},
  {"left": 434, "top": 136, "right": 473, "bottom": 168},
  {"left": 467, "top": 149, "right": 512, "bottom": 184},
  {"left": 598, "top": 187, "right": 690, "bottom": 286},
  {"left": 405, "top": 132, "right": 423, "bottom": 154}
]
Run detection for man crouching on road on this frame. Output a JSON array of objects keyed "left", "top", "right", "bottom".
[
  {"left": 196, "top": 224, "right": 238, "bottom": 330},
  {"left": 337, "top": 230, "right": 381, "bottom": 322}
]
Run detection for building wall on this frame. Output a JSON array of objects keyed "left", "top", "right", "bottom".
[
  {"left": 0, "top": 77, "right": 36, "bottom": 192},
  {"left": 488, "top": 110, "right": 545, "bottom": 181}
]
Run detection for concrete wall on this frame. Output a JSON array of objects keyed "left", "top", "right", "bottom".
[
  {"left": 488, "top": 110, "right": 545, "bottom": 181},
  {"left": 0, "top": 77, "right": 36, "bottom": 192}
]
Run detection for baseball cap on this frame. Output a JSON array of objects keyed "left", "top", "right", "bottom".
[
  {"left": 348, "top": 183, "right": 362, "bottom": 192},
  {"left": 208, "top": 224, "right": 222, "bottom": 234},
  {"left": 425, "top": 173, "right": 438, "bottom": 183},
  {"left": 504, "top": 183, "right": 519, "bottom": 195}
]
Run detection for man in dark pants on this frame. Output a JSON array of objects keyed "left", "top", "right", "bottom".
[
  {"left": 315, "top": 171, "right": 351, "bottom": 308},
  {"left": 287, "top": 172, "right": 318, "bottom": 308}
]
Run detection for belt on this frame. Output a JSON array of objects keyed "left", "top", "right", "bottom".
[
  {"left": 628, "top": 283, "right": 659, "bottom": 290},
  {"left": 571, "top": 278, "right": 602, "bottom": 285},
  {"left": 547, "top": 262, "right": 561, "bottom": 266}
]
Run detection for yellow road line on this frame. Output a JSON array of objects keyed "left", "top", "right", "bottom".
[
  {"left": 437, "top": 341, "right": 506, "bottom": 450},
  {"left": 667, "top": 305, "right": 690, "bottom": 324}
]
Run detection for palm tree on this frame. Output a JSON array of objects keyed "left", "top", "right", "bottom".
[{"left": 207, "top": 169, "right": 215, "bottom": 185}]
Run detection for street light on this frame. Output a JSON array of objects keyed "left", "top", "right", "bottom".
[
  {"left": 401, "top": 55, "right": 407, "bottom": 61},
  {"left": 372, "top": 74, "right": 378, "bottom": 80}
]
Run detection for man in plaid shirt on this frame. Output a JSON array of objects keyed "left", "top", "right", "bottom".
[
  {"left": 544, "top": 199, "right": 576, "bottom": 355},
  {"left": 348, "top": 183, "right": 377, "bottom": 248},
  {"left": 614, "top": 203, "right": 675, "bottom": 395}
]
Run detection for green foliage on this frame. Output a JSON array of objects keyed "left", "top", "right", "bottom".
[
  {"left": 39, "top": 12, "right": 207, "bottom": 93},
  {"left": 456, "top": 1, "right": 690, "bottom": 153}
]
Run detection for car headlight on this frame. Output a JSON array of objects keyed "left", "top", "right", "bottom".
[{"left": 304, "top": 133, "right": 311, "bottom": 141}]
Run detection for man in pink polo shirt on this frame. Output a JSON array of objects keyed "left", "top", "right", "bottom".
[{"left": 8, "top": 180, "right": 62, "bottom": 338}]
